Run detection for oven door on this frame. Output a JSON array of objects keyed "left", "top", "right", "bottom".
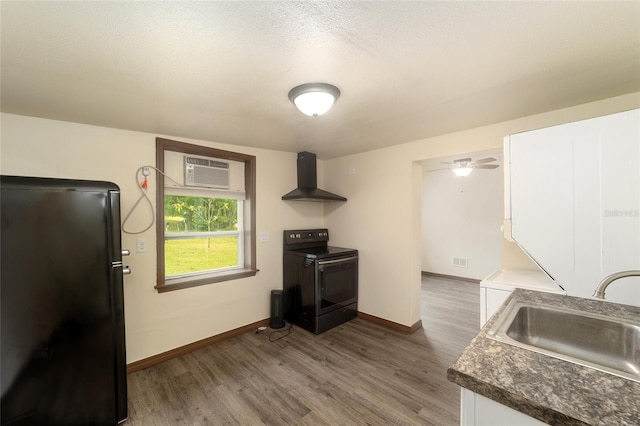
[{"left": 316, "top": 255, "right": 358, "bottom": 315}]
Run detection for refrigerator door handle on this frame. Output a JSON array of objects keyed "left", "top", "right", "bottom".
[{"left": 112, "top": 261, "right": 132, "bottom": 275}]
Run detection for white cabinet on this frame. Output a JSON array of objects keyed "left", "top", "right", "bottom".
[
  {"left": 480, "top": 269, "right": 564, "bottom": 326},
  {"left": 462, "top": 269, "right": 565, "bottom": 426},
  {"left": 460, "top": 110, "right": 639, "bottom": 426},
  {"left": 461, "top": 389, "right": 547, "bottom": 426},
  {"left": 460, "top": 110, "right": 640, "bottom": 426},
  {"left": 481, "top": 287, "right": 510, "bottom": 326},
  {"left": 504, "top": 109, "right": 640, "bottom": 306}
]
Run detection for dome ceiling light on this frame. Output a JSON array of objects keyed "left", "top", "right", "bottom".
[{"left": 288, "top": 83, "right": 340, "bottom": 117}]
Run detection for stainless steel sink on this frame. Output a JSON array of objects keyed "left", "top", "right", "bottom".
[{"left": 486, "top": 299, "right": 640, "bottom": 382}]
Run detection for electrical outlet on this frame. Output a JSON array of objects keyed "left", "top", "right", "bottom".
[
  {"left": 260, "top": 232, "right": 270, "bottom": 243},
  {"left": 136, "top": 238, "right": 148, "bottom": 253},
  {"left": 142, "top": 167, "right": 151, "bottom": 176}
]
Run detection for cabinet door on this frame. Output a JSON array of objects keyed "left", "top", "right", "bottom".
[
  {"left": 484, "top": 288, "right": 511, "bottom": 326},
  {"left": 474, "top": 392, "right": 547, "bottom": 426},
  {"left": 508, "top": 109, "right": 639, "bottom": 305}
]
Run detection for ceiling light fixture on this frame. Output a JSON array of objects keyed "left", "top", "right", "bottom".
[
  {"left": 288, "top": 83, "right": 340, "bottom": 117},
  {"left": 452, "top": 165, "right": 473, "bottom": 177}
]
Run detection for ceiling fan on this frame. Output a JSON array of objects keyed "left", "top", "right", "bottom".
[{"left": 441, "top": 157, "right": 499, "bottom": 176}]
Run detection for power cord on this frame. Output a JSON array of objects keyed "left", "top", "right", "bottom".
[
  {"left": 121, "top": 165, "right": 183, "bottom": 234},
  {"left": 268, "top": 322, "right": 293, "bottom": 342}
]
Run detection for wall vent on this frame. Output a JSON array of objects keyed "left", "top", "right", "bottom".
[
  {"left": 184, "top": 156, "right": 230, "bottom": 189},
  {"left": 453, "top": 257, "right": 469, "bottom": 268}
]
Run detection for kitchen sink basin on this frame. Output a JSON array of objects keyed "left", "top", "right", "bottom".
[{"left": 486, "top": 299, "right": 640, "bottom": 382}]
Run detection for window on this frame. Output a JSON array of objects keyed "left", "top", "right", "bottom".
[
  {"left": 164, "top": 195, "right": 241, "bottom": 275},
  {"left": 155, "top": 138, "right": 257, "bottom": 292}
]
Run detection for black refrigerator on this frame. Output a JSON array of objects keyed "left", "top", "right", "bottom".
[{"left": 1, "top": 176, "right": 127, "bottom": 425}]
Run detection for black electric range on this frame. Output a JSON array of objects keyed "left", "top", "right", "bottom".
[{"left": 283, "top": 229, "right": 358, "bottom": 334}]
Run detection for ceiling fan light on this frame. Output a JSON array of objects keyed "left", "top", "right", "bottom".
[
  {"left": 289, "top": 83, "right": 340, "bottom": 117},
  {"left": 453, "top": 166, "right": 473, "bottom": 177}
]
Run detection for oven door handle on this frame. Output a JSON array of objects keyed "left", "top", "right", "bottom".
[{"left": 317, "top": 256, "right": 358, "bottom": 266}]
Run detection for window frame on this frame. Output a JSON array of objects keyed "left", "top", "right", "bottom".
[{"left": 155, "top": 137, "right": 257, "bottom": 293}]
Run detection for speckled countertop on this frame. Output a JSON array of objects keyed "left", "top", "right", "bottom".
[{"left": 447, "top": 288, "right": 640, "bottom": 426}]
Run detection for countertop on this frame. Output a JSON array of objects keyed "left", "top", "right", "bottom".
[
  {"left": 480, "top": 269, "right": 565, "bottom": 294},
  {"left": 447, "top": 288, "right": 640, "bottom": 425}
]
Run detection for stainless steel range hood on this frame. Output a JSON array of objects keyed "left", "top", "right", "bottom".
[{"left": 282, "top": 152, "right": 347, "bottom": 202}]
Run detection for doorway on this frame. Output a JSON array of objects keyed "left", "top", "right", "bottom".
[{"left": 420, "top": 149, "right": 503, "bottom": 282}]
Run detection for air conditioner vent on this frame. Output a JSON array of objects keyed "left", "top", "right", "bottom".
[
  {"left": 453, "top": 257, "right": 469, "bottom": 268},
  {"left": 184, "top": 156, "right": 230, "bottom": 189}
]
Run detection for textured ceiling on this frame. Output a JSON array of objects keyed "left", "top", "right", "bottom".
[{"left": 1, "top": 1, "right": 639, "bottom": 159}]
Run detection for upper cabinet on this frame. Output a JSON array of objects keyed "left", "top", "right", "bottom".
[{"left": 504, "top": 109, "right": 639, "bottom": 307}]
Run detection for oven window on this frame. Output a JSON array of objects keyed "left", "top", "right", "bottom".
[{"left": 319, "top": 259, "right": 358, "bottom": 310}]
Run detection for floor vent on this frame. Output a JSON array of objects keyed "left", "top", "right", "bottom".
[{"left": 453, "top": 257, "right": 469, "bottom": 268}]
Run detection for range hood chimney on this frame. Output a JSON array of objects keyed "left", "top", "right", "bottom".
[{"left": 281, "top": 152, "right": 347, "bottom": 202}]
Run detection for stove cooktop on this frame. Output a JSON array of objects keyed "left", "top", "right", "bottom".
[
  {"left": 287, "top": 245, "right": 357, "bottom": 259},
  {"left": 283, "top": 229, "right": 357, "bottom": 260}
]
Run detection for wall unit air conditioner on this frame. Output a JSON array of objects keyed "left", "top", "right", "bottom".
[{"left": 184, "top": 156, "right": 230, "bottom": 189}]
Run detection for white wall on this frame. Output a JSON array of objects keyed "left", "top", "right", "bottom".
[
  {"left": 0, "top": 113, "right": 327, "bottom": 363},
  {"left": 324, "top": 92, "right": 640, "bottom": 328},
  {"left": 421, "top": 153, "right": 503, "bottom": 280}
]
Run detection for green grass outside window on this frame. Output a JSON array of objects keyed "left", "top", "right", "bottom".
[{"left": 165, "top": 236, "right": 238, "bottom": 276}]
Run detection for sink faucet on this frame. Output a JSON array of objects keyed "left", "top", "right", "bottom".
[{"left": 593, "top": 270, "right": 640, "bottom": 299}]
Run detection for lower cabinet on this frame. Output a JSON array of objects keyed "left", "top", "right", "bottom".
[
  {"left": 460, "top": 389, "right": 547, "bottom": 426},
  {"left": 462, "top": 269, "right": 564, "bottom": 425},
  {"left": 480, "top": 286, "right": 511, "bottom": 326}
]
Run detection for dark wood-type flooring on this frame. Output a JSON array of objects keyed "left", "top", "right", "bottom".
[{"left": 126, "top": 275, "right": 480, "bottom": 425}]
